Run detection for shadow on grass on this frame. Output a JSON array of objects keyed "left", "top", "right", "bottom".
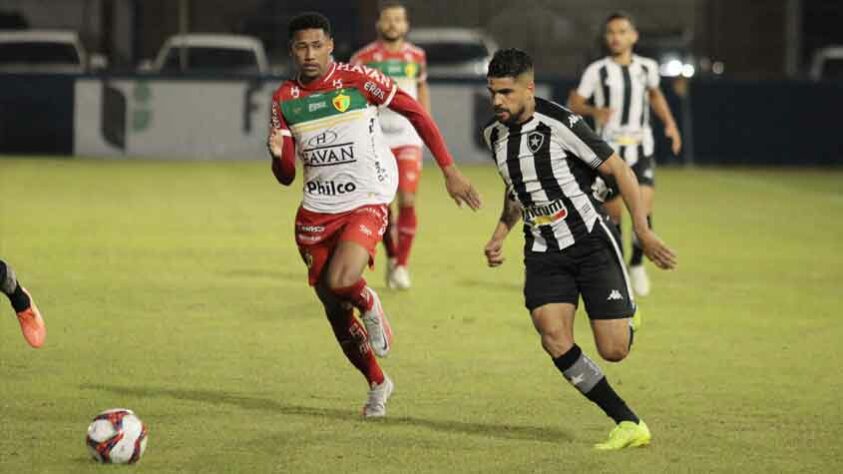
[
  {"left": 83, "top": 384, "right": 571, "bottom": 444},
  {"left": 456, "top": 279, "right": 521, "bottom": 292}
]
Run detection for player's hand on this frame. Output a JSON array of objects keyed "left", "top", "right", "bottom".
[
  {"left": 484, "top": 238, "right": 506, "bottom": 267},
  {"left": 637, "top": 229, "right": 677, "bottom": 270},
  {"left": 443, "top": 165, "right": 482, "bottom": 211},
  {"left": 268, "top": 130, "right": 284, "bottom": 158},
  {"left": 594, "top": 107, "right": 614, "bottom": 126},
  {"left": 665, "top": 124, "right": 682, "bottom": 155}
]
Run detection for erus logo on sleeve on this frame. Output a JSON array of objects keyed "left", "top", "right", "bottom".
[{"left": 527, "top": 131, "right": 545, "bottom": 154}]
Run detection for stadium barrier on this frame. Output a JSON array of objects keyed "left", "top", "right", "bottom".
[{"left": 1, "top": 74, "right": 841, "bottom": 165}]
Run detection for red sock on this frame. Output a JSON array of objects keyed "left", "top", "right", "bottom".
[
  {"left": 327, "top": 306, "right": 384, "bottom": 385},
  {"left": 332, "top": 279, "right": 373, "bottom": 313},
  {"left": 396, "top": 206, "right": 417, "bottom": 267},
  {"left": 382, "top": 207, "right": 398, "bottom": 260}
]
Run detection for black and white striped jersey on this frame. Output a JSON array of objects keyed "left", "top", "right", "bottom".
[
  {"left": 576, "top": 55, "right": 660, "bottom": 165},
  {"left": 483, "top": 98, "right": 615, "bottom": 253}
]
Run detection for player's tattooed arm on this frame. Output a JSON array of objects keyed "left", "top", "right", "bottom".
[{"left": 485, "top": 188, "right": 522, "bottom": 268}]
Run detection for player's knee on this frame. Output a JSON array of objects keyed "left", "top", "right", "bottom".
[
  {"left": 398, "top": 191, "right": 415, "bottom": 207},
  {"left": 324, "top": 267, "right": 359, "bottom": 292},
  {"left": 596, "top": 342, "right": 629, "bottom": 363},
  {"left": 539, "top": 328, "right": 574, "bottom": 358}
]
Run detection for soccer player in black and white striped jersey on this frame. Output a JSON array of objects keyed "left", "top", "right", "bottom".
[
  {"left": 481, "top": 49, "right": 676, "bottom": 450},
  {"left": 568, "top": 12, "right": 682, "bottom": 297}
]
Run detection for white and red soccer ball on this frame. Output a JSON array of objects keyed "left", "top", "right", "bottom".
[{"left": 85, "top": 408, "right": 148, "bottom": 464}]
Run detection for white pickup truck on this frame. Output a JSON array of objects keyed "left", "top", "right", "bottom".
[
  {"left": 143, "top": 33, "right": 269, "bottom": 75},
  {"left": 0, "top": 29, "right": 106, "bottom": 73}
]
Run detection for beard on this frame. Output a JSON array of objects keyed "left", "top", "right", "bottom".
[{"left": 380, "top": 29, "right": 403, "bottom": 42}]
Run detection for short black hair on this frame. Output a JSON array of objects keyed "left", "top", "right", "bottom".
[
  {"left": 487, "top": 48, "right": 533, "bottom": 79},
  {"left": 378, "top": 1, "right": 406, "bottom": 15},
  {"left": 288, "top": 12, "right": 332, "bottom": 40},
  {"left": 605, "top": 11, "right": 636, "bottom": 29}
]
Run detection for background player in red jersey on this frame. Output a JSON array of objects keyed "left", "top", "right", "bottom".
[
  {"left": 351, "top": 1, "right": 429, "bottom": 290},
  {"left": 268, "top": 12, "right": 481, "bottom": 418}
]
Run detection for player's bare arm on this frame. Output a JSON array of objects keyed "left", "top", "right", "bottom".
[
  {"left": 484, "top": 189, "right": 522, "bottom": 267},
  {"left": 567, "top": 90, "right": 613, "bottom": 126},
  {"left": 648, "top": 87, "right": 682, "bottom": 155},
  {"left": 598, "top": 154, "right": 677, "bottom": 269}
]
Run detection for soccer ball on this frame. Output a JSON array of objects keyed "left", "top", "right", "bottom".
[{"left": 85, "top": 408, "right": 148, "bottom": 464}]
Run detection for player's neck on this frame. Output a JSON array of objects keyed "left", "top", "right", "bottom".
[
  {"left": 380, "top": 38, "right": 405, "bottom": 53},
  {"left": 610, "top": 51, "right": 633, "bottom": 66},
  {"left": 515, "top": 99, "right": 536, "bottom": 125}
]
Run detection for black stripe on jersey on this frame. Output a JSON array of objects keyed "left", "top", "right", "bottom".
[
  {"left": 487, "top": 126, "right": 500, "bottom": 163},
  {"left": 533, "top": 122, "right": 585, "bottom": 250},
  {"left": 640, "top": 63, "right": 650, "bottom": 127},
  {"left": 618, "top": 145, "right": 627, "bottom": 160},
  {"left": 599, "top": 65, "right": 609, "bottom": 109},
  {"left": 505, "top": 124, "right": 534, "bottom": 206},
  {"left": 621, "top": 65, "right": 632, "bottom": 125},
  {"left": 637, "top": 144, "right": 645, "bottom": 160}
]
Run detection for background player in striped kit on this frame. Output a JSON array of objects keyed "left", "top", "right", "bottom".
[
  {"left": 482, "top": 49, "right": 676, "bottom": 449},
  {"left": 351, "top": 1, "right": 429, "bottom": 290},
  {"left": 1, "top": 259, "right": 46, "bottom": 348},
  {"left": 568, "top": 11, "right": 682, "bottom": 297}
]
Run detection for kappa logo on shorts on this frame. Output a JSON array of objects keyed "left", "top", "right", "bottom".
[
  {"left": 359, "top": 224, "right": 373, "bottom": 237},
  {"left": 607, "top": 290, "right": 624, "bottom": 301}
]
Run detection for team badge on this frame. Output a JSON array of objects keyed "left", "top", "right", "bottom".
[
  {"left": 332, "top": 91, "right": 351, "bottom": 112},
  {"left": 527, "top": 131, "right": 545, "bottom": 153},
  {"left": 404, "top": 62, "right": 418, "bottom": 78}
]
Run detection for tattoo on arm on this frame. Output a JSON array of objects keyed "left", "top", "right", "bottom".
[{"left": 500, "top": 192, "right": 522, "bottom": 229}]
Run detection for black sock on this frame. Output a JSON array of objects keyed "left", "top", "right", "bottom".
[
  {"left": 552, "top": 344, "right": 639, "bottom": 424},
  {"left": 630, "top": 215, "right": 652, "bottom": 266},
  {"left": 1, "top": 261, "right": 30, "bottom": 312}
]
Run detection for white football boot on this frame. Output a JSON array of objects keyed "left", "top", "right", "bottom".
[
  {"left": 360, "top": 288, "right": 393, "bottom": 358},
  {"left": 390, "top": 265, "right": 411, "bottom": 291},
  {"left": 363, "top": 374, "right": 394, "bottom": 418}
]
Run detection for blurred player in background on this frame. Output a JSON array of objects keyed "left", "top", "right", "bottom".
[
  {"left": 351, "top": 1, "right": 429, "bottom": 290},
  {"left": 482, "top": 49, "right": 676, "bottom": 449},
  {"left": 568, "top": 11, "right": 682, "bottom": 297},
  {"left": 1, "top": 259, "right": 46, "bottom": 348},
  {"left": 268, "top": 12, "right": 481, "bottom": 418}
]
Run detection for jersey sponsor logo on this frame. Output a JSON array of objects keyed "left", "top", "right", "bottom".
[
  {"left": 305, "top": 179, "right": 358, "bottom": 196},
  {"left": 364, "top": 81, "right": 387, "bottom": 101},
  {"left": 404, "top": 62, "right": 418, "bottom": 78},
  {"left": 568, "top": 114, "right": 581, "bottom": 127},
  {"left": 527, "top": 131, "right": 545, "bottom": 153},
  {"left": 308, "top": 101, "right": 328, "bottom": 112},
  {"left": 336, "top": 63, "right": 390, "bottom": 86},
  {"left": 523, "top": 199, "right": 568, "bottom": 226},
  {"left": 302, "top": 142, "right": 356, "bottom": 167},
  {"left": 332, "top": 91, "right": 351, "bottom": 112}
]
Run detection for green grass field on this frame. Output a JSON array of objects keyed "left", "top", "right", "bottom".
[{"left": 1, "top": 158, "right": 841, "bottom": 473}]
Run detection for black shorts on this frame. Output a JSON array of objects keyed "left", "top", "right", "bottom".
[
  {"left": 523, "top": 217, "right": 636, "bottom": 319},
  {"left": 601, "top": 154, "right": 655, "bottom": 201}
]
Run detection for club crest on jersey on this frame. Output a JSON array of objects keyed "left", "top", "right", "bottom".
[
  {"left": 527, "top": 131, "right": 545, "bottom": 153},
  {"left": 332, "top": 91, "right": 351, "bottom": 112},
  {"left": 404, "top": 62, "right": 418, "bottom": 78}
]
